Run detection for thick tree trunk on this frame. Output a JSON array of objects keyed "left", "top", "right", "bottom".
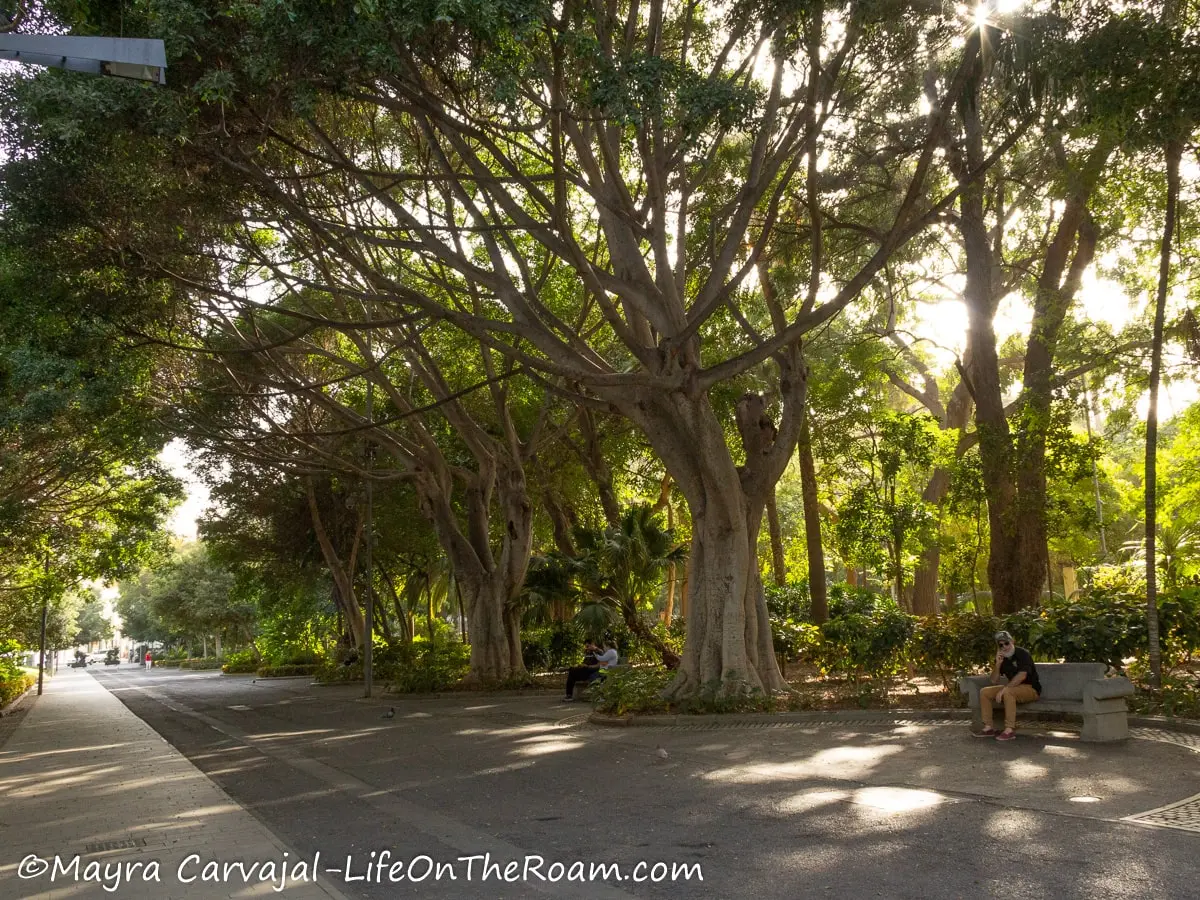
[
  {"left": 798, "top": 417, "right": 828, "bottom": 623},
  {"left": 305, "top": 477, "right": 365, "bottom": 647},
  {"left": 911, "top": 468, "right": 950, "bottom": 616},
  {"left": 957, "top": 83, "right": 1024, "bottom": 616},
  {"left": 544, "top": 493, "right": 577, "bottom": 556},
  {"left": 663, "top": 495, "right": 786, "bottom": 697},
  {"left": 891, "top": 540, "right": 910, "bottom": 613},
  {"left": 578, "top": 408, "right": 621, "bottom": 527},
  {"left": 413, "top": 462, "right": 532, "bottom": 685},
  {"left": 612, "top": 386, "right": 794, "bottom": 698},
  {"left": 544, "top": 494, "right": 577, "bottom": 623},
  {"left": 954, "top": 59, "right": 1110, "bottom": 616},
  {"left": 910, "top": 545, "right": 940, "bottom": 616},
  {"left": 459, "top": 574, "right": 524, "bottom": 685},
  {"left": 766, "top": 490, "right": 786, "bottom": 586}
]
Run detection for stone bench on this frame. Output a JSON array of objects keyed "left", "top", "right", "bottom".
[
  {"left": 960, "top": 661, "right": 1135, "bottom": 742},
  {"left": 569, "top": 662, "right": 630, "bottom": 698}
]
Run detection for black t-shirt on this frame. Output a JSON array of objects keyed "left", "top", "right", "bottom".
[{"left": 1000, "top": 647, "right": 1041, "bottom": 695}]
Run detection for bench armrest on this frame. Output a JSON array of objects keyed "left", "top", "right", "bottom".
[
  {"left": 959, "top": 674, "right": 995, "bottom": 709},
  {"left": 1083, "top": 676, "right": 1134, "bottom": 702}
]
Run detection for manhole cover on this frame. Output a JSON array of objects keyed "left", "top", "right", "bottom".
[
  {"left": 1125, "top": 792, "right": 1200, "bottom": 834},
  {"left": 84, "top": 838, "right": 146, "bottom": 853}
]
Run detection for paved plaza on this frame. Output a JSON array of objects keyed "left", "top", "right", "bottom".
[{"left": 2, "top": 667, "right": 1199, "bottom": 899}]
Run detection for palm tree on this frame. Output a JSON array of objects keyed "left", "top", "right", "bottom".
[
  {"left": 1122, "top": 524, "right": 1198, "bottom": 592},
  {"left": 534, "top": 505, "right": 687, "bottom": 669}
]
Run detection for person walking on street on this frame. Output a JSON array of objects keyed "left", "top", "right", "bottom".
[
  {"left": 975, "top": 631, "right": 1041, "bottom": 741},
  {"left": 144, "top": 651, "right": 152, "bottom": 671}
]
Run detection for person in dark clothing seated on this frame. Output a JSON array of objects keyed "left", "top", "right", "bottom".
[
  {"left": 562, "top": 641, "right": 618, "bottom": 701},
  {"left": 975, "top": 630, "right": 1042, "bottom": 741}
]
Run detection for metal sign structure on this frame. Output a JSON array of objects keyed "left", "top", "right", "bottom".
[{"left": 0, "top": 33, "right": 166, "bottom": 83}]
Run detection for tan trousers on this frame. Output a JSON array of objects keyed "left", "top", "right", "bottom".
[{"left": 979, "top": 683, "right": 1039, "bottom": 730}]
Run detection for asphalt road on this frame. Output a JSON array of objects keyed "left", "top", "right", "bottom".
[{"left": 90, "top": 667, "right": 1200, "bottom": 900}]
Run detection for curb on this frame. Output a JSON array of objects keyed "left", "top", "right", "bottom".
[
  {"left": 1128, "top": 714, "right": 1200, "bottom": 736},
  {"left": 307, "top": 682, "right": 563, "bottom": 697},
  {"left": 590, "top": 707, "right": 1200, "bottom": 733},
  {"left": 589, "top": 707, "right": 973, "bottom": 727},
  {"left": 0, "top": 682, "right": 37, "bottom": 717}
]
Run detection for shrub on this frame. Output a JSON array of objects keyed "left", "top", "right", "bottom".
[
  {"left": 386, "top": 640, "right": 471, "bottom": 692},
  {"left": 772, "top": 618, "right": 823, "bottom": 665},
  {"left": 179, "top": 657, "right": 222, "bottom": 671},
  {"left": 912, "top": 612, "right": 1000, "bottom": 689},
  {"left": 314, "top": 657, "right": 363, "bottom": 683},
  {"left": 315, "top": 639, "right": 473, "bottom": 691},
  {"left": 221, "top": 649, "right": 259, "bottom": 674},
  {"left": 590, "top": 667, "right": 673, "bottom": 715},
  {"left": 275, "top": 648, "right": 321, "bottom": 666},
  {"left": 591, "top": 667, "right": 813, "bottom": 715},
  {"left": 1001, "top": 591, "right": 1172, "bottom": 670},
  {"left": 819, "top": 608, "right": 916, "bottom": 681},
  {"left": 0, "top": 652, "right": 25, "bottom": 683},
  {"left": 765, "top": 580, "right": 811, "bottom": 621},
  {"left": 155, "top": 659, "right": 183, "bottom": 668},
  {"left": 522, "top": 621, "right": 585, "bottom": 672},
  {"left": 827, "top": 583, "right": 892, "bottom": 618},
  {"left": 617, "top": 618, "right": 686, "bottom": 666},
  {"left": 1128, "top": 673, "right": 1200, "bottom": 719},
  {"left": 256, "top": 664, "right": 319, "bottom": 678},
  {"left": 0, "top": 671, "right": 35, "bottom": 707}
]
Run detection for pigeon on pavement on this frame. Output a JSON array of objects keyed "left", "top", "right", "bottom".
[
  {"left": 655, "top": 745, "right": 669, "bottom": 760},
  {"left": 381, "top": 707, "right": 396, "bottom": 719}
]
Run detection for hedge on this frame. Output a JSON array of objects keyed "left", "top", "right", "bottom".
[
  {"left": 256, "top": 664, "right": 319, "bottom": 678},
  {"left": 178, "top": 657, "right": 222, "bottom": 670},
  {"left": 770, "top": 581, "right": 1200, "bottom": 683},
  {"left": 221, "top": 649, "right": 259, "bottom": 674},
  {"left": 0, "top": 673, "right": 35, "bottom": 708}
]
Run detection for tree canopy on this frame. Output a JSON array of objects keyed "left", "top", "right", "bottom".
[{"left": 2, "top": 0, "right": 1200, "bottom": 703}]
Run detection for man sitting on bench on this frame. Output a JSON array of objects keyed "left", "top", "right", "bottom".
[
  {"left": 975, "top": 630, "right": 1042, "bottom": 741},
  {"left": 562, "top": 641, "right": 618, "bottom": 701}
]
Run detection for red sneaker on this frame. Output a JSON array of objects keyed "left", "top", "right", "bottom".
[
  {"left": 995, "top": 730, "right": 1017, "bottom": 741},
  {"left": 973, "top": 727, "right": 998, "bottom": 737}
]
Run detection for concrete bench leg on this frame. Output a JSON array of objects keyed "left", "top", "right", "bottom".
[{"left": 1081, "top": 711, "right": 1129, "bottom": 742}]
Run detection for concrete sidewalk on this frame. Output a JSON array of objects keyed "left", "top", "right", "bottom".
[{"left": 0, "top": 668, "right": 348, "bottom": 900}]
